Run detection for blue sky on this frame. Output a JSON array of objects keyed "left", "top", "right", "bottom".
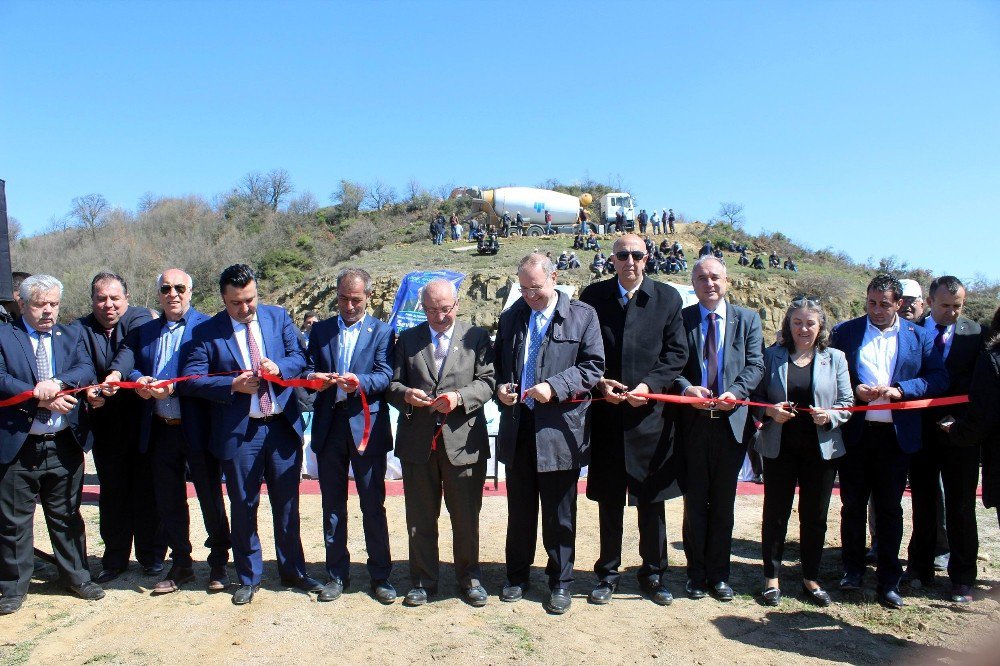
[{"left": 2, "top": 0, "right": 998, "bottom": 281}]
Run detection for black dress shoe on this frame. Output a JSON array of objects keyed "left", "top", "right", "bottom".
[
  {"left": 639, "top": 577, "right": 673, "bottom": 606},
  {"left": 685, "top": 579, "right": 708, "bottom": 600},
  {"left": 94, "top": 568, "right": 125, "bottom": 584},
  {"left": 545, "top": 588, "right": 572, "bottom": 615},
  {"left": 0, "top": 595, "right": 25, "bottom": 615},
  {"left": 371, "top": 580, "right": 397, "bottom": 604},
  {"left": 711, "top": 581, "right": 734, "bottom": 602},
  {"left": 142, "top": 563, "right": 165, "bottom": 576},
  {"left": 461, "top": 585, "right": 488, "bottom": 607},
  {"left": 281, "top": 575, "right": 324, "bottom": 593},
  {"left": 950, "top": 584, "right": 973, "bottom": 604},
  {"left": 801, "top": 584, "right": 831, "bottom": 607},
  {"left": 839, "top": 573, "right": 862, "bottom": 591},
  {"left": 877, "top": 588, "right": 905, "bottom": 609},
  {"left": 232, "top": 584, "right": 259, "bottom": 605},
  {"left": 318, "top": 577, "right": 347, "bottom": 602},
  {"left": 588, "top": 581, "right": 616, "bottom": 605},
  {"left": 67, "top": 581, "right": 106, "bottom": 601},
  {"left": 761, "top": 586, "right": 781, "bottom": 606},
  {"left": 500, "top": 581, "right": 529, "bottom": 602},
  {"left": 864, "top": 547, "right": 878, "bottom": 565},
  {"left": 403, "top": 587, "right": 431, "bottom": 607}
]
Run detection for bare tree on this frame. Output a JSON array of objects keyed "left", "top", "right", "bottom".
[
  {"left": 718, "top": 202, "right": 745, "bottom": 226},
  {"left": 69, "top": 193, "right": 110, "bottom": 241},
  {"left": 366, "top": 179, "right": 398, "bottom": 210},
  {"left": 137, "top": 191, "right": 161, "bottom": 213},
  {"left": 330, "top": 179, "right": 367, "bottom": 214},
  {"left": 7, "top": 216, "right": 22, "bottom": 243},
  {"left": 287, "top": 191, "right": 319, "bottom": 216},
  {"left": 266, "top": 168, "right": 294, "bottom": 210},
  {"left": 433, "top": 182, "right": 455, "bottom": 200},
  {"left": 406, "top": 178, "right": 423, "bottom": 202}
]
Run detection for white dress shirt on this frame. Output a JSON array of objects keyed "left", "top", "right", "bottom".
[
  {"left": 858, "top": 316, "right": 900, "bottom": 423},
  {"left": 230, "top": 315, "right": 282, "bottom": 417},
  {"left": 336, "top": 316, "right": 366, "bottom": 402}
]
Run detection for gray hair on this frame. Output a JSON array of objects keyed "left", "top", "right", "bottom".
[
  {"left": 336, "top": 268, "right": 373, "bottom": 295},
  {"left": 19, "top": 275, "right": 64, "bottom": 303},
  {"left": 157, "top": 270, "right": 193, "bottom": 290},
  {"left": 692, "top": 254, "right": 727, "bottom": 276},
  {"left": 422, "top": 278, "right": 458, "bottom": 301},
  {"left": 517, "top": 252, "right": 555, "bottom": 276}
]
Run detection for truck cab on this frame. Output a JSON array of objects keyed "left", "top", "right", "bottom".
[{"left": 599, "top": 192, "right": 636, "bottom": 231}]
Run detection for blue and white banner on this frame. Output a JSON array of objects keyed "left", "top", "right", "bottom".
[{"left": 387, "top": 270, "right": 465, "bottom": 333}]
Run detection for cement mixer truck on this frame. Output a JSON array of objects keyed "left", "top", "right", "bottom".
[{"left": 468, "top": 186, "right": 597, "bottom": 236}]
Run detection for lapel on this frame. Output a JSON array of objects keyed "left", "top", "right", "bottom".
[
  {"left": 222, "top": 315, "right": 246, "bottom": 370},
  {"left": 349, "top": 314, "right": 374, "bottom": 374},
  {"left": 12, "top": 320, "right": 38, "bottom": 382},
  {"left": 437, "top": 321, "right": 468, "bottom": 381},
  {"left": 417, "top": 322, "right": 438, "bottom": 380},
  {"left": 51, "top": 325, "right": 68, "bottom": 375},
  {"left": 892, "top": 319, "right": 917, "bottom": 382},
  {"left": 774, "top": 345, "right": 789, "bottom": 401},
  {"left": 724, "top": 301, "right": 740, "bottom": 359},
  {"left": 512, "top": 301, "right": 531, "bottom": 377}
]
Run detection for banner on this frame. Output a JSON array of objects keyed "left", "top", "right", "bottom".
[{"left": 386, "top": 270, "right": 464, "bottom": 333}]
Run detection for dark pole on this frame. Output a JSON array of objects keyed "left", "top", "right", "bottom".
[{"left": 0, "top": 180, "right": 13, "bottom": 301}]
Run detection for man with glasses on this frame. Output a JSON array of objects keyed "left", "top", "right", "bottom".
[
  {"left": 387, "top": 279, "right": 495, "bottom": 607},
  {"left": 304, "top": 268, "right": 396, "bottom": 605},
  {"left": 494, "top": 253, "right": 604, "bottom": 614},
  {"left": 76, "top": 272, "right": 164, "bottom": 585},
  {"left": 579, "top": 235, "right": 688, "bottom": 607},
  {"left": 104, "top": 269, "right": 232, "bottom": 594}
]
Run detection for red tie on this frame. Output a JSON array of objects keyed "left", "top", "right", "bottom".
[{"left": 245, "top": 324, "right": 273, "bottom": 415}]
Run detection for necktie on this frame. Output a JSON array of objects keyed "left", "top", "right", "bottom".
[
  {"left": 704, "top": 313, "right": 719, "bottom": 396},
  {"left": 622, "top": 289, "right": 635, "bottom": 309},
  {"left": 523, "top": 312, "right": 544, "bottom": 409},
  {"left": 245, "top": 323, "right": 272, "bottom": 416},
  {"left": 35, "top": 332, "right": 52, "bottom": 422},
  {"left": 434, "top": 331, "right": 448, "bottom": 378},
  {"left": 933, "top": 324, "right": 947, "bottom": 357}
]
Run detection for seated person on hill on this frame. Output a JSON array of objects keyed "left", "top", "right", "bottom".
[
  {"left": 567, "top": 253, "right": 581, "bottom": 269},
  {"left": 557, "top": 252, "right": 570, "bottom": 270},
  {"left": 783, "top": 258, "right": 798, "bottom": 272},
  {"left": 585, "top": 232, "right": 601, "bottom": 251},
  {"left": 752, "top": 254, "right": 766, "bottom": 270},
  {"left": 573, "top": 233, "right": 585, "bottom": 250},
  {"left": 769, "top": 251, "right": 780, "bottom": 268},
  {"left": 738, "top": 251, "right": 750, "bottom": 267}
]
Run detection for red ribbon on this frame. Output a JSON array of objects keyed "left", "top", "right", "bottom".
[
  {"left": 627, "top": 392, "right": 969, "bottom": 413},
  {"left": 260, "top": 372, "right": 372, "bottom": 453}
]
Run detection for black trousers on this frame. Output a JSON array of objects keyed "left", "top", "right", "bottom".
[
  {"left": 505, "top": 410, "right": 579, "bottom": 589},
  {"left": 594, "top": 500, "right": 667, "bottom": 585},
  {"left": 401, "top": 449, "right": 486, "bottom": 590},
  {"left": 0, "top": 432, "right": 91, "bottom": 598},
  {"left": 681, "top": 415, "right": 746, "bottom": 585},
  {"left": 149, "top": 420, "right": 231, "bottom": 569},
  {"left": 839, "top": 422, "right": 910, "bottom": 590},
  {"left": 907, "top": 426, "right": 979, "bottom": 585},
  {"left": 91, "top": 433, "right": 165, "bottom": 570},
  {"left": 760, "top": 436, "right": 837, "bottom": 580}
]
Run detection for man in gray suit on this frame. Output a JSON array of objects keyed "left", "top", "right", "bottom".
[
  {"left": 387, "top": 279, "right": 496, "bottom": 608},
  {"left": 674, "top": 255, "right": 764, "bottom": 601},
  {"left": 494, "top": 253, "right": 605, "bottom": 615}
]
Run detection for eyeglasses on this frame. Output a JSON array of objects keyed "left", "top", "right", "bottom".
[
  {"left": 615, "top": 250, "right": 647, "bottom": 262},
  {"left": 159, "top": 283, "right": 188, "bottom": 295},
  {"left": 520, "top": 286, "right": 548, "bottom": 296},
  {"left": 424, "top": 303, "right": 457, "bottom": 315}
]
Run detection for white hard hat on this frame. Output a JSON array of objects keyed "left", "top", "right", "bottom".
[{"left": 899, "top": 279, "right": 923, "bottom": 300}]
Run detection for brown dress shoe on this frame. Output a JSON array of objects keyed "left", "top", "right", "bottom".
[
  {"left": 152, "top": 566, "right": 195, "bottom": 595},
  {"left": 207, "top": 566, "right": 229, "bottom": 592}
]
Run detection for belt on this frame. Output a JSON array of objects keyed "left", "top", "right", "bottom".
[
  {"left": 26, "top": 430, "right": 67, "bottom": 442},
  {"left": 250, "top": 414, "right": 283, "bottom": 423},
  {"left": 155, "top": 415, "right": 182, "bottom": 426},
  {"left": 333, "top": 401, "right": 350, "bottom": 411},
  {"left": 864, "top": 421, "right": 894, "bottom": 428}
]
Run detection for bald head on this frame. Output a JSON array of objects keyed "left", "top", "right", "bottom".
[
  {"left": 422, "top": 278, "right": 459, "bottom": 334},
  {"left": 611, "top": 233, "right": 648, "bottom": 290},
  {"left": 158, "top": 268, "right": 193, "bottom": 321}
]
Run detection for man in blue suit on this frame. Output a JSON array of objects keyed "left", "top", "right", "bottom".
[
  {"left": 831, "top": 273, "right": 948, "bottom": 609},
  {"left": 179, "top": 264, "right": 320, "bottom": 605},
  {"left": 305, "top": 268, "right": 395, "bottom": 605},
  {"left": 104, "top": 269, "right": 232, "bottom": 594},
  {"left": 0, "top": 275, "right": 103, "bottom": 615}
]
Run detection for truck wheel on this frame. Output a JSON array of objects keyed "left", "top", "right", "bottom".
[{"left": 527, "top": 226, "right": 543, "bottom": 237}]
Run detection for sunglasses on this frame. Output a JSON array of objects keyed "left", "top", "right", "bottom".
[
  {"left": 614, "top": 250, "right": 647, "bottom": 261},
  {"left": 159, "top": 283, "right": 188, "bottom": 295}
]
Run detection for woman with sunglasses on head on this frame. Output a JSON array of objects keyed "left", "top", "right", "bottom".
[{"left": 750, "top": 298, "right": 853, "bottom": 606}]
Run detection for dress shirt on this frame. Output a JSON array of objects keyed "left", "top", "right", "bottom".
[
  {"left": 520, "top": 297, "right": 558, "bottom": 392},
  {"left": 229, "top": 315, "right": 282, "bottom": 417},
  {"left": 24, "top": 321, "right": 64, "bottom": 435},
  {"left": 858, "top": 316, "right": 900, "bottom": 423},
  {"left": 924, "top": 315, "right": 955, "bottom": 360},
  {"left": 617, "top": 279, "right": 641, "bottom": 307},
  {"left": 698, "top": 300, "right": 728, "bottom": 392},
  {"left": 336, "top": 316, "right": 365, "bottom": 402},
  {"left": 151, "top": 315, "right": 186, "bottom": 419},
  {"left": 431, "top": 322, "right": 455, "bottom": 379}
]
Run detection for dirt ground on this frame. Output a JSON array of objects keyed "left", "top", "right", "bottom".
[{"left": 3, "top": 484, "right": 1000, "bottom": 666}]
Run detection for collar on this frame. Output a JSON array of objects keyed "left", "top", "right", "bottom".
[
  {"left": 338, "top": 315, "right": 365, "bottom": 332},
  {"left": 230, "top": 314, "right": 258, "bottom": 329},
  {"left": 430, "top": 322, "right": 455, "bottom": 341},
  {"left": 531, "top": 297, "right": 558, "bottom": 324},
  {"left": 698, "top": 300, "right": 727, "bottom": 322},
  {"left": 866, "top": 315, "right": 900, "bottom": 336},
  {"left": 925, "top": 314, "right": 953, "bottom": 331},
  {"left": 617, "top": 278, "right": 643, "bottom": 300},
  {"left": 22, "top": 318, "right": 50, "bottom": 338}
]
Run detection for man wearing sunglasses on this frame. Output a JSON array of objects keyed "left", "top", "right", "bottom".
[
  {"left": 75, "top": 272, "right": 164, "bottom": 585},
  {"left": 105, "top": 269, "right": 232, "bottom": 594},
  {"left": 579, "top": 235, "right": 689, "bottom": 607}
]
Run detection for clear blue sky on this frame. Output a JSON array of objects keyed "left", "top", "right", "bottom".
[{"left": 3, "top": 1, "right": 998, "bottom": 281}]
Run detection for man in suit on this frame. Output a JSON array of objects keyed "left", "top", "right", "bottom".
[
  {"left": 104, "top": 269, "right": 232, "bottom": 594},
  {"left": 387, "top": 279, "right": 495, "bottom": 607},
  {"left": 304, "top": 268, "right": 396, "bottom": 605},
  {"left": 674, "top": 255, "right": 764, "bottom": 602},
  {"left": 179, "top": 264, "right": 320, "bottom": 605},
  {"left": 907, "top": 275, "right": 983, "bottom": 603},
  {"left": 579, "top": 234, "right": 688, "bottom": 607},
  {"left": 830, "top": 273, "right": 948, "bottom": 609},
  {"left": 76, "top": 272, "right": 165, "bottom": 584},
  {"left": 494, "top": 252, "right": 604, "bottom": 615},
  {"left": 0, "top": 275, "right": 103, "bottom": 614}
]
